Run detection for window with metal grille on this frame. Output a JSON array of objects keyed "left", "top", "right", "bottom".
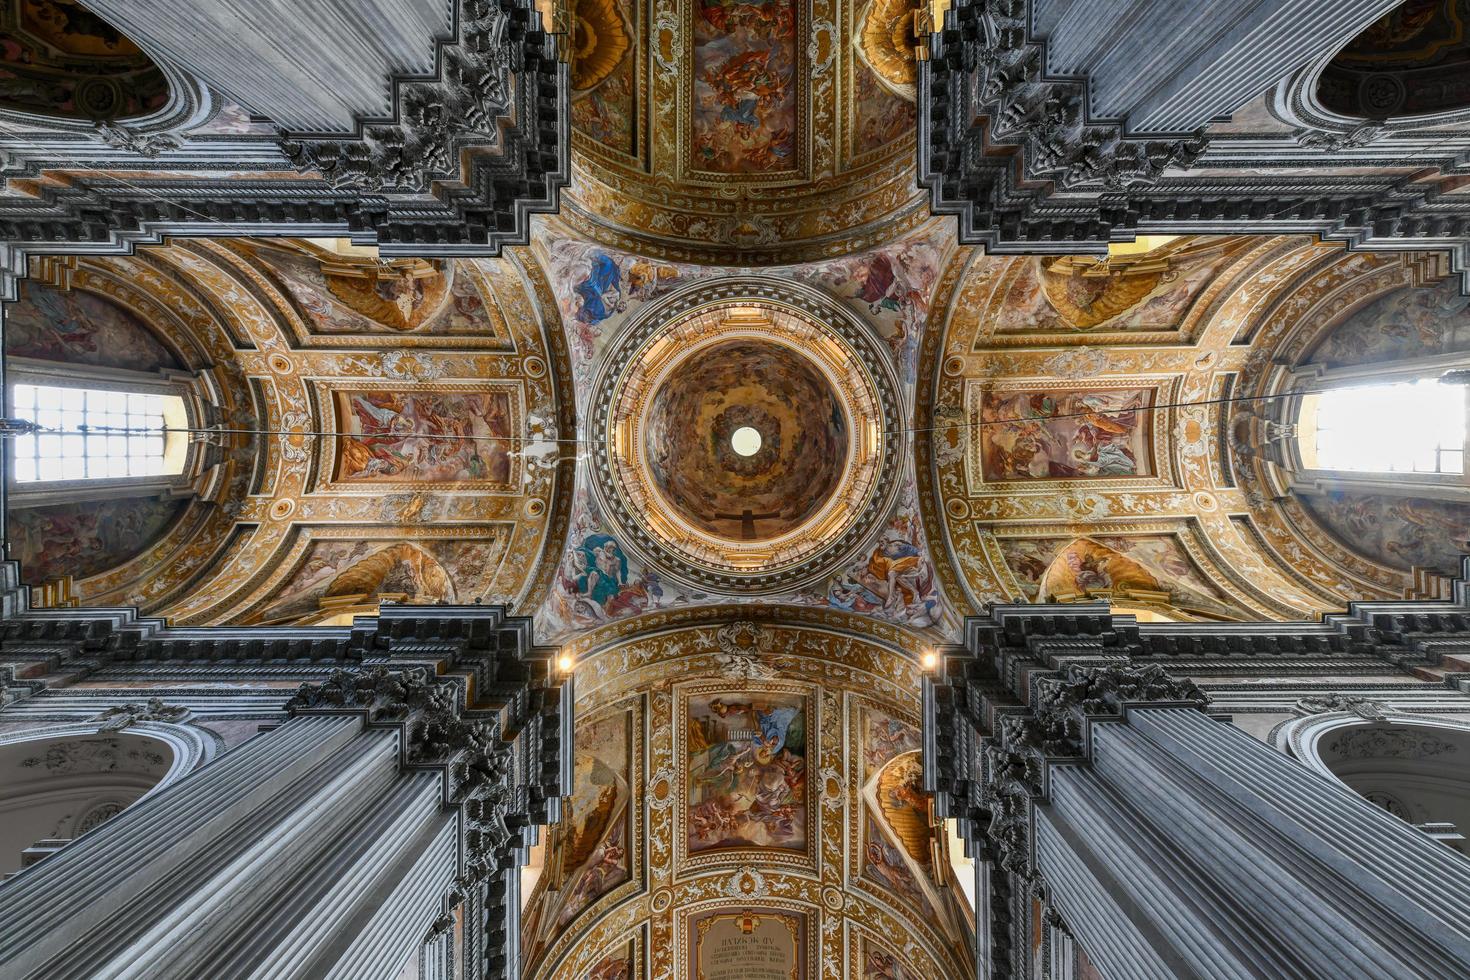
[
  {"left": 1305, "top": 379, "right": 1465, "bottom": 475},
  {"left": 10, "top": 384, "right": 185, "bottom": 483}
]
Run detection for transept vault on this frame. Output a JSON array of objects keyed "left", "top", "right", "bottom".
[{"left": 2, "top": 2, "right": 1470, "bottom": 979}]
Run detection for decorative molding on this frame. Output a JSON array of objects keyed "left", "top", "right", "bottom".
[
  {"left": 92, "top": 698, "right": 192, "bottom": 732},
  {"left": 1294, "top": 693, "right": 1387, "bottom": 720},
  {"left": 1324, "top": 727, "right": 1460, "bottom": 761}
]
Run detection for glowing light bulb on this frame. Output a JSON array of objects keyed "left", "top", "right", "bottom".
[
  {"left": 558, "top": 655, "right": 574, "bottom": 672},
  {"left": 921, "top": 651, "right": 938, "bottom": 670}
]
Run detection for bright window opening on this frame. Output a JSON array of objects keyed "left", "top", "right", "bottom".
[
  {"left": 1301, "top": 379, "right": 1466, "bottom": 475},
  {"left": 10, "top": 384, "right": 187, "bottom": 483}
]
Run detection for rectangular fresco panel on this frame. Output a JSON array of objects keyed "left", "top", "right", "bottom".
[
  {"left": 686, "top": 691, "right": 806, "bottom": 854},
  {"left": 979, "top": 387, "right": 1154, "bottom": 481},
  {"left": 690, "top": 907, "right": 805, "bottom": 980},
  {"left": 334, "top": 389, "right": 514, "bottom": 484},
  {"left": 691, "top": 0, "right": 798, "bottom": 174}
]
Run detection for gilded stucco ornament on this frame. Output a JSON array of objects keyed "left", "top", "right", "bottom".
[{"left": 569, "top": 0, "right": 631, "bottom": 91}]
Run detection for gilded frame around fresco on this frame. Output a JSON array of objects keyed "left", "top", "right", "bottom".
[
  {"left": 680, "top": 0, "right": 810, "bottom": 185},
  {"left": 310, "top": 378, "right": 526, "bottom": 495},
  {"left": 963, "top": 375, "right": 1180, "bottom": 494},
  {"left": 674, "top": 678, "right": 820, "bottom": 876}
]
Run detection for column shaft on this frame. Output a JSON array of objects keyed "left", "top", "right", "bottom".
[
  {"left": 0, "top": 716, "right": 460, "bottom": 980},
  {"left": 1036, "top": 708, "right": 1470, "bottom": 979}
]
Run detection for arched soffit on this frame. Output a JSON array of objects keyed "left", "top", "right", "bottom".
[
  {"left": 0, "top": 0, "right": 211, "bottom": 136},
  {"left": 3, "top": 257, "right": 256, "bottom": 606},
  {"left": 560, "top": 0, "right": 926, "bottom": 264},
  {"left": 523, "top": 618, "right": 972, "bottom": 979},
  {"left": 1275, "top": 710, "right": 1470, "bottom": 852},
  {"left": 0, "top": 720, "right": 214, "bottom": 875},
  {"left": 917, "top": 233, "right": 1353, "bottom": 622},
  {"left": 1227, "top": 245, "right": 1470, "bottom": 596},
  {"left": 1317, "top": 0, "right": 1470, "bottom": 120},
  {"left": 531, "top": 219, "right": 961, "bottom": 641},
  {"left": 48, "top": 239, "right": 576, "bottom": 625}
]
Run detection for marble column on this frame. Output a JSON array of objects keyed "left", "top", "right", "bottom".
[
  {"left": 82, "top": 0, "right": 453, "bottom": 133},
  {"left": 1030, "top": 0, "right": 1402, "bottom": 133},
  {"left": 0, "top": 665, "right": 536, "bottom": 980},
  {"left": 993, "top": 665, "right": 1470, "bottom": 980}
]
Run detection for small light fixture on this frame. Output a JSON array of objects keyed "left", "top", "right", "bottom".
[
  {"left": 921, "top": 651, "right": 938, "bottom": 671},
  {"left": 557, "top": 655, "right": 574, "bottom": 673},
  {"left": 730, "top": 426, "right": 762, "bottom": 457}
]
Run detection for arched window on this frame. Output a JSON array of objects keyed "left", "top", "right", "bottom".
[
  {"left": 1298, "top": 378, "right": 1466, "bottom": 475},
  {"left": 10, "top": 383, "right": 188, "bottom": 483}
]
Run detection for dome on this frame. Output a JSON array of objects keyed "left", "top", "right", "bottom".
[
  {"left": 643, "top": 339, "right": 848, "bottom": 541},
  {"left": 591, "top": 278, "right": 901, "bottom": 593}
]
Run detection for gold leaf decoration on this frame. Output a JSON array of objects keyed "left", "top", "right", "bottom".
[{"left": 571, "top": 0, "right": 631, "bottom": 92}]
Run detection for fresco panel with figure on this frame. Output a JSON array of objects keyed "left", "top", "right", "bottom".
[
  {"left": 686, "top": 690, "right": 807, "bottom": 854},
  {"left": 335, "top": 389, "right": 514, "bottom": 485},
  {"left": 691, "top": 0, "right": 798, "bottom": 174},
  {"left": 979, "top": 387, "right": 1154, "bottom": 481},
  {"left": 7, "top": 281, "right": 179, "bottom": 372}
]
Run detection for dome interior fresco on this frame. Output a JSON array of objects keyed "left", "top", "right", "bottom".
[
  {"left": 642, "top": 339, "right": 848, "bottom": 541},
  {"left": 1317, "top": 0, "right": 1470, "bottom": 119}
]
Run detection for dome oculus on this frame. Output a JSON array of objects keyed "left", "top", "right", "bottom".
[{"left": 730, "top": 426, "right": 763, "bottom": 457}]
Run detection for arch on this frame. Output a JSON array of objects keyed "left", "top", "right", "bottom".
[
  {"left": 1317, "top": 0, "right": 1470, "bottom": 120},
  {"left": 0, "top": 1, "right": 212, "bottom": 137},
  {"left": 0, "top": 720, "right": 214, "bottom": 876},
  {"left": 1276, "top": 711, "right": 1470, "bottom": 855}
]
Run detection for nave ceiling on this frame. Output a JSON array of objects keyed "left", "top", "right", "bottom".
[
  {"left": 13, "top": 223, "right": 1470, "bottom": 640},
  {"left": 560, "top": 0, "right": 927, "bottom": 263}
]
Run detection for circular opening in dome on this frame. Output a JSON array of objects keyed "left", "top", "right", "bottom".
[{"left": 730, "top": 426, "right": 762, "bottom": 457}]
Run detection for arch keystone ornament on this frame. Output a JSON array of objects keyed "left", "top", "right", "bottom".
[{"left": 589, "top": 278, "right": 903, "bottom": 594}]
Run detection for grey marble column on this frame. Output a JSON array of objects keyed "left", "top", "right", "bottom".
[
  {"left": 0, "top": 660, "right": 551, "bottom": 980},
  {"left": 1016, "top": 678, "right": 1470, "bottom": 979},
  {"left": 82, "top": 0, "right": 452, "bottom": 132},
  {"left": 1031, "top": 0, "right": 1402, "bottom": 133},
  {"left": 0, "top": 714, "right": 458, "bottom": 979}
]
